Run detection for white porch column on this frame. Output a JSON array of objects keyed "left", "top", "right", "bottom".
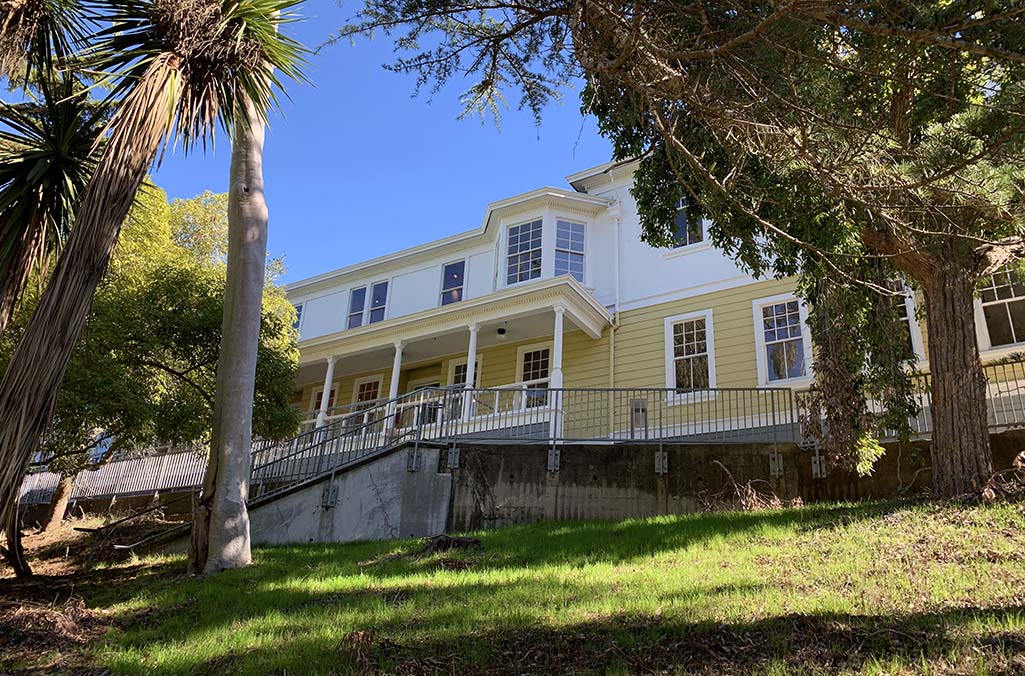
[
  {"left": 386, "top": 341, "right": 404, "bottom": 430},
  {"left": 462, "top": 323, "right": 480, "bottom": 419},
  {"left": 315, "top": 356, "right": 338, "bottom": 428},
  {"left": 550, "top": 306, "right": 566, "bottom": 441},
  {"left": 551, "top": 306, "right": 565, "bottom": 388}
]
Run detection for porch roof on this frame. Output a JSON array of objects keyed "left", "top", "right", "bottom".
[{"left": 297, "top": 275, "right": 613, "bottom": 367}]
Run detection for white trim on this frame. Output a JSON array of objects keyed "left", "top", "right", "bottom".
[
  {"left": 663, "top": 309, "right": 716, "bottom": 400},
  {"left": 553, "top": 217, "right": 587, "bottom": 285},
  {"left": 503, "top": 218, "right": 545, "bottom": 288},
  {"left": 752, "top": 293, "right": 814, "bottom": 388},
  {"left": 515, "top": 341, "right": 554, "bottom": 382},
  {"left": 293, "top": 302, "right": 306, "bottom": 335},
  {"left": 448, "top": 356, "right": 483, "bottom": 386},
  {"left": 352, "top": 374, "right": 384, "bottom": 404},
  {"left": 902, "top": 291, "right": 927, "bottom": 363}
]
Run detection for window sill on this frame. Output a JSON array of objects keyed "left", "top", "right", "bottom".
[
  {"left": 758, "top": 375, "right": 814, "bottom": 390},
  {"left": 667, "top": 390, "right": 717, "bottom": 405},
  {"left": 662, "top": 241, "right": 712, "bottom": 260},
  {"left": 980, "top": 344, "right": 1025, "bottom": 363}
]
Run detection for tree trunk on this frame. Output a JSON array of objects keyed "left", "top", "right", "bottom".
[
  {"left": 188, "top": 98, "right": 268, "bottom": 574},
  {"left": 1, "top": 502, "right": 31, "bottom": 577},
  {"left": 0, "top": 57, "right": 178, "bottom": 534},
  {"left": 39, "top": 474, "right": 74, "bottom": 534},
  {"left": 922, "top": 268, "right": 993, "bottom": 497}
]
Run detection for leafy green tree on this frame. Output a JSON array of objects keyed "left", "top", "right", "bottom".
[
  {"left": 6, "top": 186, "right": 300, "bottom": 551},
  {"left": 342, "top": 1, "right": 1025, "bottom": 497}
]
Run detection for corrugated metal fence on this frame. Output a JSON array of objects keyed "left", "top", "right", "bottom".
[{"left": 18, "top": 447, "right": 207, "bottom": 505}]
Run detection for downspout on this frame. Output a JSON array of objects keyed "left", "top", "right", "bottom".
[{"left": 608, "top": 201, "right": 623, "bottom": 437}]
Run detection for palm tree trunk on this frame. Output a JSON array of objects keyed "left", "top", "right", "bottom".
[
  {"left": 189, "top": 96, "right": 268, "bottom": 574},
  {"left": 0, "top": 56, "right": 179, "bottom": 537},
  {"left": 1, "top": 502, "right": 31, "bottom": 577}
]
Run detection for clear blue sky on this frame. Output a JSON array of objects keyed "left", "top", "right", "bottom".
[{"left": 151, "top": 0, "right": 613, "bottom": 285}]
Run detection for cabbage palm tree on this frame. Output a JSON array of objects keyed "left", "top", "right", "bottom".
[{"left": 0, "top": 0, "right": 305, "bottom": 554}]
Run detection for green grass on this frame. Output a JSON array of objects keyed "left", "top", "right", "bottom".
[{"left": 80, "top": 500, "right": 1025, "bottom": 674}]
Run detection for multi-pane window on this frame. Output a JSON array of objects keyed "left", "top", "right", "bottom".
[
  {"left": 347, "top": 287, "right": 366, "bottom": 329},
  {"left": 520, "top": 347, "right": 550, "bottom": 408},
  {"left": 314, "top": 388, "right": 336, "bottom": 411},
  {"left": 672, "top": 198, "right": 704, "bottom": 248},
  {"left": 555, "top": 220, "right": 585, "bottom": 282},
  {"left": 980, "top": 266, "right": 1025, "bottom": 347},
  {"left": 506, "top": 220, "right": 543, "bottom": 285},
  {"left": 354, "top": 379, "right": 380, "bottom": 404},
  {"left": 292, "top": 303, "right": 303, "bottom": 331},
  {"left": 368, "top": 281, "right": 388, "bottom": 323},
  {"left": 441, "top": 260, "right": 465, "bottom": 306},
  {"left": 671, "top": 317, "right": 710, "bottom": 391},
  {"left": 453, "top": 361, "right": 479, "bottom": 387},
  {"left": 761, "top": 300, "right": 806, "bottom": 381}
]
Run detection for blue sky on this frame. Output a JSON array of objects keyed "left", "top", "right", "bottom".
[{"left": 151, "top": 0, "right": 613, "bottom": 284}]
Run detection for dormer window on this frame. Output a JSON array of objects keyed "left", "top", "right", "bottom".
[
  {"left": 441, "top": 260, "right": 465, "bottom": 305},
  {"left": 506, "top": 219, "right": 543, "bottom": 285},
  {"left": 554, "top": 220, "right": 585, "bottom": 283},
  {"left": 672, "top": 198, "right": 704, "bottom": 248}
]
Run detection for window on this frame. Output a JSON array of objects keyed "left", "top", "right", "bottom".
[
  {"left": 672, "top": 198, "right": 703, "bottom": 248},
  {"left": 883, "top": 279, "right": 919, "bottom": 359},
  {"left": 506, "top": 220, "right": 543, "bottom": 285},
  {"left": 347, "top": 287, "right": 366, "bottom": 329},
  {"left": 980, "top": 267, "right": 1025, "bottom": 348},
  {"left": 759, "top": 299, "right": 806, "bottom": 382},
  {"left": 369, "top": 281, "right": 388, "bottom": 323},
  {"left": 441, "top": 260, "right": 465, "bottom": 306},
  {"left": 292, "top": 303, "right": 303, "bottom": 331},
  {"left": 347, "top": 282, "right": 388, "bottom": 328},
  {"left": 555, "top": 220, "right": 585, "bottom": 282},
  {"left": 519, "top": 346, "right": 550, "bottom": 408},
  {"left": 313, "top": 388, "right": 336, "bottom": 411},
  {"left": 353, "top": 377, "right": 382, "bottom": 406},
  {"left": 452, "top": 360, "right": 479, "bottom": 387},
  {"left": 667, "top": 313, "right": 713, "bottom": 392}
]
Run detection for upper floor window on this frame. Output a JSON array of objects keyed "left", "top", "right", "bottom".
[
  {"left": 555, "top": 220, "right": 585, "bottom": 283},
  {"left": 347, "top": 287, "right": 366, "bottom": 329},
  {"left": 452, "top": 360, "right": 479, "bottom": 387},
  {"left": 758, "top": 298, "right": 807, "bottom": 382},
  {"left": 980, "top": 266, "right": 1025, "bottom": 348},
  {"left": 506, "top": 219, "right": 543, "bottom": 285},
  {"left": 292, "top": 303, "right": 303, "bottom": 331},
  {"left": 347, "top": 281, "right": 389, "bottom": 329},
  {"left": 672, "top": 198, "right": 704, "bottom": 248},
  {"left": 441, "top": 260, "right": 465, "bottom": 306},
  {"left": 667, "top": 312, "right": 713, "bottom": 392},
  {"left": 368, "top": 281, "right": 388, "bottom": 323}
]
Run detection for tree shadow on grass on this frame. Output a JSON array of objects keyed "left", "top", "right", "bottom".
[{"left": 178, "top": 604, "right": 1025, "bottom": 676}]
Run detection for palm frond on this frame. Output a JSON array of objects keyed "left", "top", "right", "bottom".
[
  {"left": 0, "top": 74, "right": 104, "bottom": 330},
  {"left": 83, "top": 0, "right": 308, "bottom": 154},
  {"left": 0, "top": 0, "right": 85, "bottom": 85}
]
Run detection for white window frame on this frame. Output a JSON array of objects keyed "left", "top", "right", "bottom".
[
  {"left": 351, "top": 374, "right": 384, "bottom": 405},
  {"left": 554, "top": 219, "right": 586, "bottom": 284},
  {"left": 752, "top": 293, "right": 814, "bottom": 387},
  {"left": 664, "top": 309, "right": 716, "bottom": 401},
  {"left": 292, "top": 302, "right": 305, "bottom": 333},
  {"left": 974, "top": 267, "right": 1025, "bottom": 358},
  {"left": 515, "top": 341, "right": 553, "bottom": 383},
  {"left": 312, "top": 387, "right": 336, "bottom": 412},
  {"left": 504, "top": 219, "right": 545, "bottom": 287},
  {"left": 662, "top": 198, "right": 711, "bottom": 259},
  {"left": 439, "top": 259, "right": 467, "bottom": 307},
  {"left": 448, "top": 356, "right": 483, "bottom": 387},
  {"left": 896, "top": 287, "right": 926, "bottom": 364},
  {"left": 346, "top": 280, "right": 390, "bottom": 329}
]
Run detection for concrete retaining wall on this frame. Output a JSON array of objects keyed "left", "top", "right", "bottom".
[
  {"left": 446, "top": 431, "right": 1025, "bottom": 531},
  {"left": 249, "top": 446, "right": 452, "bottom": 545}
]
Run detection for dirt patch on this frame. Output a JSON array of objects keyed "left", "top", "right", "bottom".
[{"left": 0, "top": 597, "right": 105, "bottom": 674}]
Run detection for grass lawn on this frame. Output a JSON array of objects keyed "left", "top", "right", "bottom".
[{"left": 5, "top": 499, "right": 1025, "bottom": 675}]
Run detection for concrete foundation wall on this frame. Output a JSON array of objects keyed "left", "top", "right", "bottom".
[
  {"left": 447, "top": 431, "right": 1025, "bottom": 531},
  {"left": 249, "top": 446, "right": 452, "bottom": 545}
]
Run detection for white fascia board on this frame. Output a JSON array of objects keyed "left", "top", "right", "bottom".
[
  {"left": 565, "top": 158, "right": 640, "bottom": 193},
  {"left": 298, "top": 276, "right": 612, "bottom": 364}
]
